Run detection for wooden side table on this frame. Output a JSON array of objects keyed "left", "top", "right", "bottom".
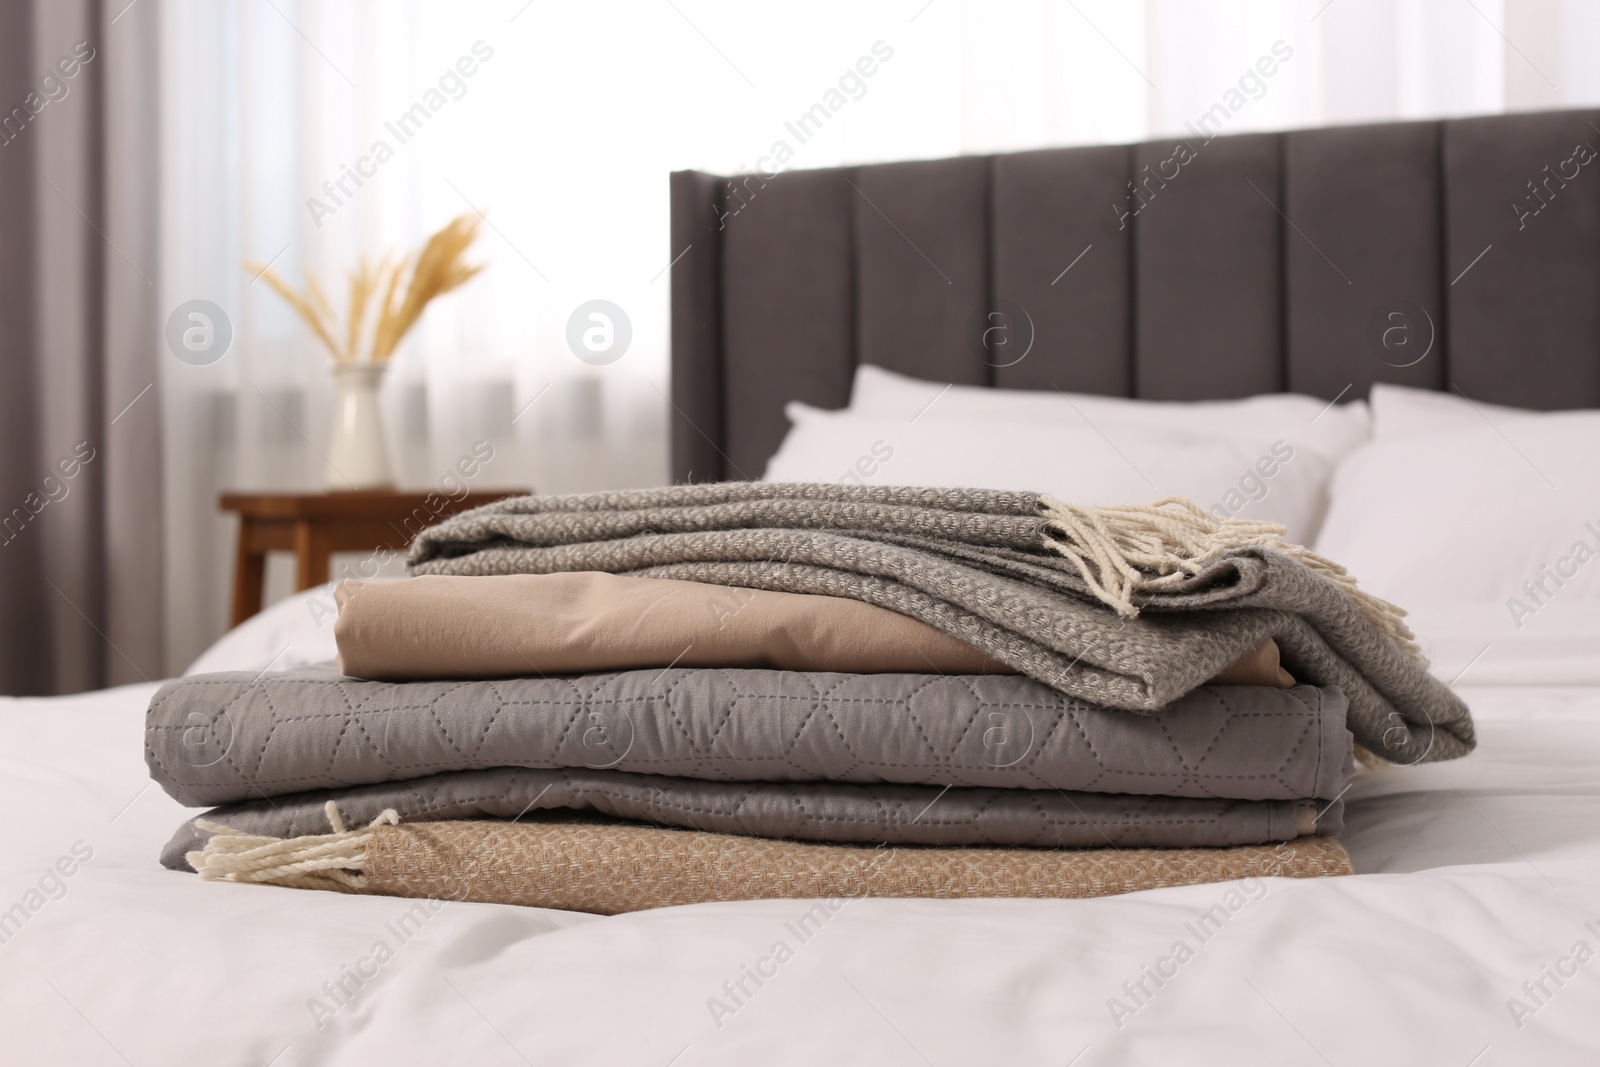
[{"left": 219, "top": 489, "right": 530, "bottom": 626}]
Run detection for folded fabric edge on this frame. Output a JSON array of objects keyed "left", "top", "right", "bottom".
[
  {"left": 149, "top": 672, "right": 1342, "bottom": 812},
  {"left": 159, "top": 770, "right": 1343, "bottom": 872},
  {"left": 184, "top": 804, "right": 1352, "bottom": 915},
  {"left": 330, "top": 569, "right": 1297, "bottom": 687}
]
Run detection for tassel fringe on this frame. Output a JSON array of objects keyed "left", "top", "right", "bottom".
[
  {"left": 186, "top": 801, "right": 398, "bottom": 893},
  {"left": 1039, "top": 496, "right": 1422, "bottom": 662}
]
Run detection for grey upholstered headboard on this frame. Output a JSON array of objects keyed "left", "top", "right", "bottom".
[{"left": 668, "top": 107, "right": 1600, "bottom": 483}]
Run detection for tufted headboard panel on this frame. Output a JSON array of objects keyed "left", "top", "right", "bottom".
[{"left": 668, "top": 108, "right": 1600, "bottom": 482}]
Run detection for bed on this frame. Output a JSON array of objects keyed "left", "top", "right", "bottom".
[{"left": 6, "top": 108, "right": 1600, "bottom": 1064}]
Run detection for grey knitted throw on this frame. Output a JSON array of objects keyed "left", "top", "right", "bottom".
[{"left": 409, "top": 483, "right": 1474, "bottom": 764}]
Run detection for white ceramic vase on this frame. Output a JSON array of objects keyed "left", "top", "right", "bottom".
[{"left": 327, "top": 363, "right": 394, "bottom": 490}]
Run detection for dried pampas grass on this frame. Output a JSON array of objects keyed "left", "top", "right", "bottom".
[{"left": 246, "top": 213, "right": 485, "bottom": 365}]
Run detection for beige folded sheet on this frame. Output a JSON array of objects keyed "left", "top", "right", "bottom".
[
  {"left": 359, "top": 819, "right": 1350, "bottom": 915},
  {"left": 335, "top": 572, "right": 1294, "bottom": 686},
  {"left": 335, "top": 572, "right": 1013, "bottom": 679}
]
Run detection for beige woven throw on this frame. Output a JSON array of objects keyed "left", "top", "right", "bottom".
[{"left": 190, "top": 806, "right": 1351, "bottom": 915}]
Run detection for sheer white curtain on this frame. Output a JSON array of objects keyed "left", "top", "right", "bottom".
[{"left": 159, "top": 0, "right": 1600, "bottom": 672}]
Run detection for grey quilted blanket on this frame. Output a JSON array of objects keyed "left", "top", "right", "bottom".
[
  {"left": 408, "top": 483, "right": 1474, "bottom": 764},
  {"left": 148, "top": 666, "right": 1349, "bottom": 869}
]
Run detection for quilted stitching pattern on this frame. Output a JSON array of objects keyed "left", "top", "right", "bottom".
[{"left": 146, "top": 666, "right": 1351, "bottom": 808}]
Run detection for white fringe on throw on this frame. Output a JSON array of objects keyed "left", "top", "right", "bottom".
[
  {"left": 186, "top": 801, "right": 396, "bottom": 893},
  {"left": 1040, "top": 497, "right": 1422, "bottom": 661}
]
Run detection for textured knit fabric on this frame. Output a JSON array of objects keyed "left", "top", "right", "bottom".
[
  {"left": 357, "top": 818, "right": 1353, "bottom": 914},
  {"left": 408, "top": 483, "right": 1473, "bottom": 763}
]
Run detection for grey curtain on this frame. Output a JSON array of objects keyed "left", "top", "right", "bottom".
[{"left": 0, "top": 0, "right": 162, "bottom": 694}]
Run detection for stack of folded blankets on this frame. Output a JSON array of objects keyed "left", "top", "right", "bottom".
[{"left": 147, "top": 485, "right": 1476, "bottom": 914}]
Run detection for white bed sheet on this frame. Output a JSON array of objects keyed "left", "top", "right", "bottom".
[{"left": 3, "top": 618, "right": 1599, "bottom": 1064}]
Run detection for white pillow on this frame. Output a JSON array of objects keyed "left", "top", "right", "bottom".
[
  {"left": 1404, "top": 601, "right": 1600, "bottom": 687},
  {"left": 846, "top": 364, "right": 1371, "bottom": 464},
  {"left": 1369, "top": 382, "right": 1532, "bottom": 439},
  {"left": 1313, "top": 403, "right": 1600, "bottom": 611},
  {"left": 184, "top": 584, "right": 341, "bottom": 675},
  {"left": 764, "top": 403, "right": 1333, "bottom": 544}
]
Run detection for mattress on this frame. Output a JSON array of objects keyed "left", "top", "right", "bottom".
[{"left": 2, "top": 604, "right": 1598, "bottom": 1063}]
